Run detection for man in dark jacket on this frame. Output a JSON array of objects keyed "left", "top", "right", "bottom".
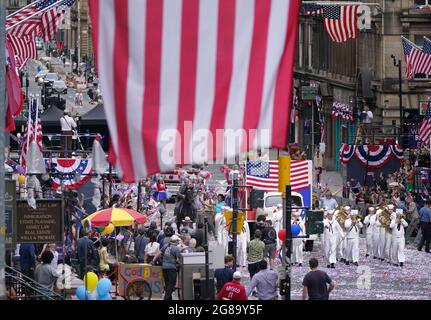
[
  {"left": 77, "top": 231, "right": 97, "bottom": 278},
  {"left": 134, "top": 228, "right": 149, "bottom": 263},
  {"left": 19, "top": 243, "right": 36, "bottom": 279},
  {"left": 193, "top": 222, "right": 205, "bottom": 248},
  {"left": 214, "top": 256, "right": 235, "bottom": 293}
]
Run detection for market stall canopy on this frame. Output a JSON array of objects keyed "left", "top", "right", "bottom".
[
  {"left": 40, "top": 106, "right": 64, "bottom": 126},
  {"left": 82, "top": 208, "right": 147, "bottom": 227},
  {"left": 79, "top": 104, "right": 106, "bottom": 126}
]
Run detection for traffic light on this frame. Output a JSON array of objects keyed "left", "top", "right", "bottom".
[
  {"left": 250, "top": 189, "right": 264, "bottom": 208},
  {"left": 305, "top": 210, "right": 324, "bottom": 235}
]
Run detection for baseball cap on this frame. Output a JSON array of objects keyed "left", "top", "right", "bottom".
[
  {"left": 233, "top": 271, "right": 242, "bottom": 279},
  {"left": 170, "top": 235, "right": 180, "bottom": 243}
]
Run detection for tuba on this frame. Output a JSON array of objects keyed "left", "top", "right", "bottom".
[
  {"left": 334, "top": 205, "right": 349, "bottom": 230},
  {"left": 377, "top": 206, "right": 392, "bottom": 229}
]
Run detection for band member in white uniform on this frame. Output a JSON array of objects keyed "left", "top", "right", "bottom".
[
  {"left": 323, "top": 210, "right": 342, "bottom": 268},
  {"left": 291, "top": 212, "right": 305, "bottom": 266},
  {"left": 364, "top": 207, "right": 377, "bottom": 258},
  {"left": 390, "top": 211, "right": 408, "bottom": 267},
  {"left": 376, "top": 208, "right": 386, "bottom": 261},
  {"left": 344, "top": 211, "right": 363, "bottom": 266},
  {"left": 272, "top": 204, "right": 283, "bottom": 249},
  {"left": 384, "top": 204, "right": 396, "bottom": 263},
  {"left": 339, "top": 206, "right": 351, "bottom": 262}
]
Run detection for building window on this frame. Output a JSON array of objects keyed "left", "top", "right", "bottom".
[
  {"left": 414, "top": 0, "right": 427, "bottom": 6},
  {"left": 8, "top": 0, "right": 20, "bottom": 7}
]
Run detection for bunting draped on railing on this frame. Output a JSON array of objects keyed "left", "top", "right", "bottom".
[
  {"left": 339, "top": 144, "right": 404, "bottom": 169},
  {"left": 331, "top": 101, "right": 353, "bottom": 122},
  {"left": 45, "top": 158, "right": 93, "bottom": 190}
]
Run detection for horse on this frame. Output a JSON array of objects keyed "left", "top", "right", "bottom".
[{"left": 174, "top": 185, "right": 197, "bottom": 229}]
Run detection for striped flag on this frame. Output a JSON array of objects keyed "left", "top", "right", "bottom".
[
  {"left": 7, "top": 34, "right": 37, "bottom": 70},
  {"left": 20, "top": 98, "right": 43, "bottom": 169},
  {"left": 7, "top": 0, "right": 75, "bottom": 52},
  {"left": 402, "top": 36, "right": 431, "bottom": 78},
  {"left": 323, "top": 5, "right": 358, "bottom": 43},
  {"left": 419, "top": 103, "right": 431, "bottom": 144},
  {"left": 89, "top": 0, "right": 301, "bottom": 182},
  {"left": 245, "top": 160, "right": 311, "bottom": 192}
]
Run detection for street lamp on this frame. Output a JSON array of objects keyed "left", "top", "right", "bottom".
[{"left": 391, "top": 54, "right": 403, "bottom": 146}]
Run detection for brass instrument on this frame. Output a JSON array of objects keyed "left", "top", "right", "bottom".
[
  {"left": 377, "top": 206, "right": 392, "bottom": 228},
  {"left": 334, "top": 205, "right": 349, "bottom": 230}
]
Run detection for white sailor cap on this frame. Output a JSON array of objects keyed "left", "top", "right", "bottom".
[
  {"left": 387, "top": 204, "right": 395, "bottom": 210},
  {"left": 368, "top": 207, "right": 375, "bottom": 212},
  {"left": 344, "top": 206, "right": 351, "bottom": 211}
]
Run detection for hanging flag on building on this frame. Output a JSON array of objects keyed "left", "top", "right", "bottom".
[
  {"left": 323, "top": 5, "right": 359, "bottom": 43},
  {"left": 20, "top": 98, "right": 43, "bottom": 169},
  {"left": 7, "top": 34, "right": 37, "bottom": 70},
  {"left": 419, "top": 103, "right": 431, "bottom": 144},
  {"left": 302, "top": 3, "right": 323, "bottom": 15},
  {"left": 89, "top": 0, "right": 301, "bottom": 182},
  {"left": 402, "top": 36, "right": 431, "bottom": 79}
]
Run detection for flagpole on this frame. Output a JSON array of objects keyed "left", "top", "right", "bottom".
[
  {"left": 25, "top": 99, "right": 32, "bottom": 166},
  {"left": 6, "top": 0, "right": 44, "bottom": 19},
  {"left": 6, "top": 0, "right": 67, "bottom": 32},
  {"left": 0, "top": 0, "right": 6, "bottom": 300}
]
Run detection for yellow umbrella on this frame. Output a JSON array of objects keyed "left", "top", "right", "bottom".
[{"left": 82, "top": 208, "right": 147, "bottom": 227}]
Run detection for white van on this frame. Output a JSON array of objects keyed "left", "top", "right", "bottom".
[{"left": 263, "top": 191, "right": 304, "bottom": 220}]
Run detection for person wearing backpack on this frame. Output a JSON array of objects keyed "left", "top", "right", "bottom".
[{"left": 262, "top": 220, "right": 277, "bottom": 269}]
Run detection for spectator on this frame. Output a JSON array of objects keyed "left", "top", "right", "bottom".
[
  {"left": 320, "top": 192, "right": 338, "bottom": 210},
  {"left": 214, "top": 256, "right": 235, "bottom": 293},
  {"left": 302, "top": 258, "right": 336, "bottom": 300},
  {"left": 135, "top": 228, "right": 150, "bottom": 263},
  {"left": 60, "top": 110, "right": 77, "bottom": 156},
  {"left": 34, "top": 251, "right": 59, "bottom": 299},
  {"left": 203, "top": 192, "right": 216, "bottom": 235},
  {"left": 418, "top": 200, "right": 431, "bottom": 253},
  {"left": 247, "top": 230, "right": 265, "bottom": 280},
  {"left": 262, "top": 220, "right": 277, "bottom": 269},
  {"left": 19, "top": 243, "right": 36, "bottom": 279},
  {"left": 253, "top": 214, "right": 266, "bottom": 237},
  {"left": 246, "top": 260, "right": 278, "bottom": 300},
  {"left": 193, "top": 222, "right": 205, "bottom": 248},
  {"left": 217, "top": 271, "right": 247, "bottom": 300},
  {"left": 144, "top": 234, "right": 161, "bottom": 264},
  {"left": 38, "top": 243, "right": 58, "bottom": 270},
  {"left": 215, "top": 194, "right": 225, "bottom": 214},
  {"left": 77, "top": 231, "right": 97, "bottom": 279},
  {"left": 155, "top": 235, "right": 181, "bottom": 300}
]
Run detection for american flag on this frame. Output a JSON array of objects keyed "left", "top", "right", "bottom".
[
  {"left": 89, "top": 0, "right": 300, "bottom": 182},
  {"left": 7, "top": 0, "right": 75, "bottom": 63},
  {"left": 402, "top": 36, "right": 431, "bottom": 78},
  {"left": 246, "top": 160, "right": 311, "bottom": 192},
  {"left": 20, "top": 98, "right": 43, "bottom": 169},
  {"left": 7, "top": 34, "right": 37, "bottom": 70},
  {"left": 302, "top": 3, "right": 323, "bottom": 15},
  {"left": 323, "top": 5, "right": 359, "bottom": 43},
  {"left": 419, "top": 103, "right": 431, "bottom": 144}
]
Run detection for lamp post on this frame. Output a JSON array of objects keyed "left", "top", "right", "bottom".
[{"left": 391, "top": 54, "right": 403, "bottom": 145}]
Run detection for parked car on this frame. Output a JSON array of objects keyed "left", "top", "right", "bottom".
[
  {"left": 52, "top": 80, "right": 67, "bottom": 94},
  {"left": 44, "top": 73, "right": 60, "bottom": 84}
]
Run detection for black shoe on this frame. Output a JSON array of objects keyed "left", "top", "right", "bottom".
[
  {"left": 373, "top": 256, "right": 377, "bottom": 259},
  {"left": 380, "top": 258, "right": 385, "bottom": 261},
  {"left": 365, "top": 254, "right": 369, "bottom": 258},
  {"left": 327, "top": 264, "right": 331, "bottom": 268},
  {"left": 340, "top": 258, "right": 346, "bottom": 263},
  {"left": 345, "top": 261, "right": 350, "bottom": 265},
  {"left": 393, "top": 264, "right": 399, "bottom": 267},
  {"left": 330, "top": 263, "right": 335, "bottom": 268},
  {"left": 417, "top": 247, "right": 422, "bottom": 251},
  {"left": 354, "top": 262, "right": 359, "bottom": 266},
  {"left": 298, "top": 263, "right": 302, "bottom": 267},
  {"left": 400, "top": 263, "right": 404, "bottom": 267}
]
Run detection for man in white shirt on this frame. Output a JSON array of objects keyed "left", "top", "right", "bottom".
[
  {"left": 60, "top": 110, "right": 77, "bottom": 157},
  {"left": 361, "top": 105, "right": 373, "bottom": 143},
  {"left": 320, "top": 193, "right": 338, "bottom": 211}
]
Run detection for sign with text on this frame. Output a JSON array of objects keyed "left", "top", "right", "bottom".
[
  {"left": 118, "top": 264, "right": 164, "bottom": 299},
  {"left": 5, "top": 180, "right": 16, "bottom": 250},
  {"left": 301, "top": 86, "right": 318, "bottom": 100},
  {"left": 16, "top": 200, "right": 63, "bottom": 243},
  {"left": 408, "top": 125, "right": 425, "bottom": 149}
]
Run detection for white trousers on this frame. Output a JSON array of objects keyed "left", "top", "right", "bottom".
[
  {"left": 324, "top": 235, "right": 337, "bottom": 264},
  {"left": 336, "top": 232, "right": 344, "bottom": 260},
  {"left": 372, "top": 232, "right": 380, "bottom": 258},
  {"left": 292, "top": 238, "right": 303, "bottom": 264},
  {"left": 378, "top": 227, "right": 386, "bottom": 259},
  {"left": 384, "top": 230, "right": 392, "bottom": 261},
  {"left": 391, "top": 236, "right": 406, "bottom": 264},
  {"left": 345, "top": 237, "right": 359, "bottom": 263},
  {"left": 366, "top": 232, "right": 373, "bottom": 256}
]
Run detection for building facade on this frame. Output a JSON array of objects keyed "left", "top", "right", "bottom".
[{"left": 294, "top": 0, "right": 431, "bottom": 171}]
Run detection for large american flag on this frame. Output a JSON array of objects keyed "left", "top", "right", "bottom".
[
  {"left": 7, "top": 34, "right": 37, "bottom": 70},
  {"left": 323, "top": 5, "right": 358, "bottom": 43},
  {"left": 20, "top": 98, "right": 43, "bottom": 169},
  {"left": 419, "top": 103, "right": 431, "bottom": 144},
  {"left": 246, "top": 160, "right": 311, "bottom": 192},
  {"left": 89, "top": 0, "right": 300, "bottom": 182},
  {"left": 402, "top": 36, "right": 431, "bottom": 79},
  {"left": 6, "top": 0, "right": 75, "bottom": 67}
]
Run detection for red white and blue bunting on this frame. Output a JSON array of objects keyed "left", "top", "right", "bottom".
[
  {"left": 45, "top": 158, "right": 93, "bottom": 190},
  {"left": 331, "top": 101, "right": 353, "bottom": 122},
  {"left": 339, "top": 144, "right": 404, "bottom": 169}
]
